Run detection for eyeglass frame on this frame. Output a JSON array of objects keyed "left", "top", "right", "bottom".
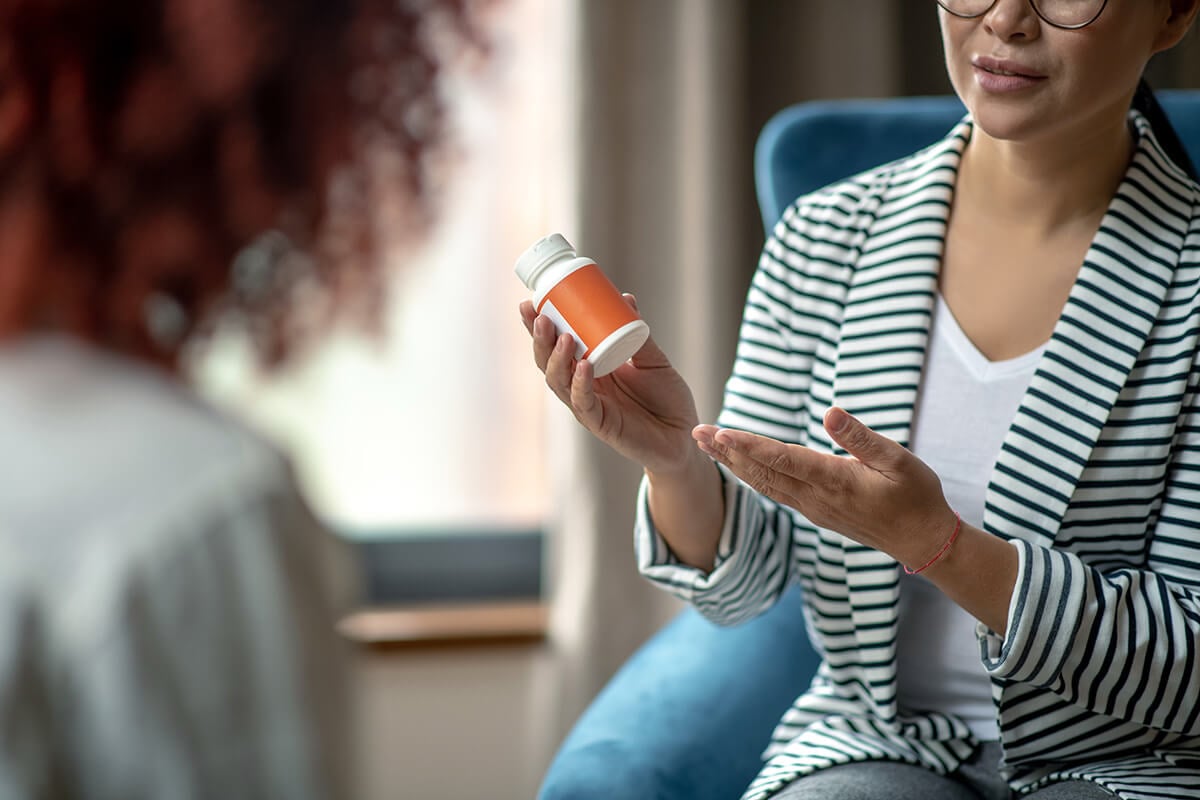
[{"left": 935, "top": 0, "right": 1111, "bottom": 30}]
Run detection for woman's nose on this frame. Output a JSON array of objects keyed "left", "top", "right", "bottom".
[{"left": 982, "top": 0, "right": 1041, "bottom": 42}]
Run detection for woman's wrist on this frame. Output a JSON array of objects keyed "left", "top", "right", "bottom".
[
  {"left": 920, "top": 521, "right": 1019, "bottom": 635},
  {"left": 644, "top": 445, "right": 715, "bottom": 490},
  {"left": 902, "top": 510, "right": 964, "bottom": 573},
  {"left": 644, "top": 449, "right": 725, "bottom": 572}
]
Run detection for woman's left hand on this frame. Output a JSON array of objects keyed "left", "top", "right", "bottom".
[{"left": 694, "top": 407, "right": 957, "bottom": 569}]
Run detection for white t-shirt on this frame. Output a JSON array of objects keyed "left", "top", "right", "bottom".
[{"left": 896, "top": 294, "right": 1045, "bottom": 742}]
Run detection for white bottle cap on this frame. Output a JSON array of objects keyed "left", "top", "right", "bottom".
[
  {"left": 589, "top": 319, "right": 650, "bottom": 377},
  {"left": 514, "top": 233, "right": 576, "bottom": 287}
]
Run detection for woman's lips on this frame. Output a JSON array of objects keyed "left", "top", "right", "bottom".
[{"left": 972, "top": 57, "right": 1047, "bottom": 93}]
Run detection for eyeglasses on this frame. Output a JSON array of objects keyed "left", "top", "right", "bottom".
[{"left": 936, "top": 0, "right": 1110, "bottom": 30}]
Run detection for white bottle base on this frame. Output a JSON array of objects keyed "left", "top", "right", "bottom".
[{"left": 588, "top": 320, "right": 650, "bottom": 377}]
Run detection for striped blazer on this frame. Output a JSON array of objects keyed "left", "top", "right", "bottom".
[{"left": 637, "top": 111, "right": 1200, "bottom": 800}]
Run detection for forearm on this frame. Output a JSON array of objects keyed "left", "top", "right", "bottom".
[
  {"left": 922, "top": 521, "right": 1019, "bottom": 636},
  {"left": 645, "top": 451, "right": 725, "bottom": 572}
]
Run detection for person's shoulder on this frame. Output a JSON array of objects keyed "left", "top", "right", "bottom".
[
  {"left": 0, "top": 336, "right": 294, "bottom": 563},
  {"left": 0, "top": 333, "right": 285, "bottom": 468},
  {"left": 771, "top": 125, "right": 966, "bottom": 243}
]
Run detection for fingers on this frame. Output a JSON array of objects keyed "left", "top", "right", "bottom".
[
  {"left": 521, "top": 302, "right": 595, "bottom": 425},
  {"left": 693, "top": 416, "right": 947, "bottom": 557},
  {"left": 522, "top": 302, "right": 601, "bottom": 430},
  {"left": 693, "top": 426, "right": 814, "bottom": 507},
  {"left": 628, "top": 333, "right": 670, "bottom": 369},
  {"left": 569, "top": 359, "right": 602, "bottom": 429},
  {"left": 712, "top": 429, "right": 815, "bottom": 483},
  {"left": 521, "top": 300, "right": 567, "bottom": 376},
  {"left": 523, "top": 302, "right": 582, "bottom": 383},
  {"left": 823, "top": 407, "right": 904, "bottom": 474},
  {"left": 519, "top": 300, "right": 537, "bottom": 334},
  {"left": 543, "top": 330, "right": 578, "bottom": 404},
  {"left": 617, "top": 293, "right": 671, "bottom": 369},
  {"left": 536, "top": 325, "right": 601, "bottom": 432},
  {"left": 526, "top": 292, "right": 658, "bottom": 373},
  {"left": 521, "top": 293, "right": 641, "bottom": 433},
  {"left": 530, "top": 314, "right": 559, "bottom": 373}
]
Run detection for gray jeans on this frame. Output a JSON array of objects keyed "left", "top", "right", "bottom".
[{"left": 773, "top": 743, "right": 1115, "bottom": 800}]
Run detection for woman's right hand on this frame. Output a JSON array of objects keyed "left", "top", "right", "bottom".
[{"left": 519, "top": 294, "right": 701, "bottom": 477}]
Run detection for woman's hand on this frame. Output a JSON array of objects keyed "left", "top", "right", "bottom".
[
  {"left": 520, "top": 294, "right": 701, "bottom": 476},
  {"left": 694, "top": 407, "right": 957, "bottom": 569}
]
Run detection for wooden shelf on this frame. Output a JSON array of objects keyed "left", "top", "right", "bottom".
[{"left": 338, "top": 600, "right": 548, "bottom": 649}]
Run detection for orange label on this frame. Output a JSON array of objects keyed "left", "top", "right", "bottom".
[{"left": 536, "top": 264, "right": 638, "bottom": 357}]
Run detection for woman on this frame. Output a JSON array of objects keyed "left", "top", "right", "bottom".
[
  {"left": 521, "top": 1, "right": 1200, "bottom": 798},
  {"left": 0, "top": 0, "right": 478, "bottom": 796}
]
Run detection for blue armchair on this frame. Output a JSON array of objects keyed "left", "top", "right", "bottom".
[{"left": 538, "top": 92, "right": 1200, "bottom": 800}]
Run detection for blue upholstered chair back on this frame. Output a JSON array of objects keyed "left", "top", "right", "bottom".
[{"left": 755, "top": 91, "right": 1200, "bottom": 233}]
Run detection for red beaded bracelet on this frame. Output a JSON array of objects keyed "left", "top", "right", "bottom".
[{"left": 904, "top": 512, "right": 962, "bottom": 575}]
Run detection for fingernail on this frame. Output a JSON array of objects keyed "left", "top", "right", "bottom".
[{"left": 828, "top": 409, "right": 849, "bottom": 434}]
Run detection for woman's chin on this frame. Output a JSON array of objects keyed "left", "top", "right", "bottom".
[{"left": 965, "top": 103, "right": 1051, "bottom": 144}]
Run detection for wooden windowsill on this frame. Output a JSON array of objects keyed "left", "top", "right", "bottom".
[{"left": 338, "top": 600, "right": 548, "bottom": 649}]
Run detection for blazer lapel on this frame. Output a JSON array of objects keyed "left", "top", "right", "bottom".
[
  {"left": 985, "top": 113, "right": 1194, "bottom": 549},
  {"left": 830, "top": 122, "right": 969, "bottom": 711}
]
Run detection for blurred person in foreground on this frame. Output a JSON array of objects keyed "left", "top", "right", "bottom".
[{"left": 0, "top": 0, "right": 482, "bottom": 796}]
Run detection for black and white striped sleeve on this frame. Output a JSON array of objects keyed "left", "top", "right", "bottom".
[
  {"left": 981, "top": 361, "right": 1200, "bottom": 736},
  {"left": 634, "top": 197, "right": 848, "bottom": 625}
]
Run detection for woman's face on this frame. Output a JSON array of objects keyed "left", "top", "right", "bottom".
[{"left": 940, "top": 0, "right": 1180, "bottom": 145}]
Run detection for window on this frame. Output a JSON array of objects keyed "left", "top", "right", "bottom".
[{"left": 194, "top": 0, "right": 574, "bottom": 605}]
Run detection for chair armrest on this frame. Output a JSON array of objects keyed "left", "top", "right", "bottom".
[{"left": 538, "top": 585, "right": 819, "bottom": 800}]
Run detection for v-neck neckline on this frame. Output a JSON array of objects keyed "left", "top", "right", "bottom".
[{"left": 933, "top": 294, "right": 1046, "bottom": 382}]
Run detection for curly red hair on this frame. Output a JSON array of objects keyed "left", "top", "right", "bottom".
[{"left": 0, "top": 0, "right": 485, "bottom": 367}]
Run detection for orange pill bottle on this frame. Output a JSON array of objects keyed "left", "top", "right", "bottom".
[{"left": 515, "top": 234, "right": 649, "bottom": 377}]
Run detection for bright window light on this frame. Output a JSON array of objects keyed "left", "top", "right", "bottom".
[{"left": 195, "top": 0, "right": 573, "bottom": 538}]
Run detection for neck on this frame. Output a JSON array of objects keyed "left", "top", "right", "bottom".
[
  {"left": 0, "top": 172, "right": 47, "bottom": 340},
  {"left": 956, "top": 114, "right": 1135, "bottom": 239}
]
